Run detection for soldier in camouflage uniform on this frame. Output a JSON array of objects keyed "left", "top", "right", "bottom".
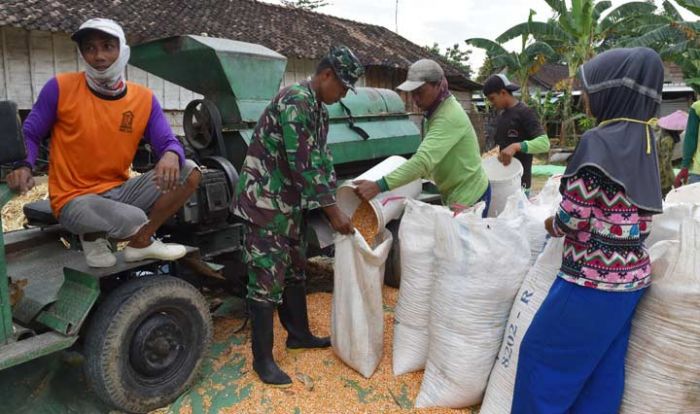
[{"left": 232, "top": 45, "right": 363, "bottom": 387}]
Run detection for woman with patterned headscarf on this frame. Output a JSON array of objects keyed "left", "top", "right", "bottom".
[{"left": 511, "top": 48, "right": 665, "bottom": 414}]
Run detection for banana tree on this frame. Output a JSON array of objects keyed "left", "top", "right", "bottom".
[
  {"left": 465, "top": 41, "right": 558, "bottom": 104},
  {"left": 467, "top": 10, "right": 558, "bottom": 103},
  {"left": 624, "top": 0, "right": 700, "bottom": 93},
  {"left": 496, "top": 0, "right": 657, "bottom": 144}
]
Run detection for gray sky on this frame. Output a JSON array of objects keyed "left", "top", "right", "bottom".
[{"left": 260, "top": 0, "right": 695, "bottom": 73}]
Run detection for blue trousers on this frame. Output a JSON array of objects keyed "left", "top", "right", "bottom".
[
  {"left": 511, "top": 278, "right": 646, "bottom": 414},
  {"left": 478, "top": 184, "right": 492, "bottom": 218}
]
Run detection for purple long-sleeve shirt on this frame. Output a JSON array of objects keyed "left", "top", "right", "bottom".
[{"left": 21, "top": 77, "right": 185, "bottom": 168}]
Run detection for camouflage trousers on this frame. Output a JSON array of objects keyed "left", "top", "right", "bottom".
[{"left": 242, "top": 223, "right": 307, "bottom": 304}]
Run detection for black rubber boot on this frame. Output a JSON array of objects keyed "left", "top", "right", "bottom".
[
  {"left": 278, "top": 283, "right": 331, "bottom": 349},
  {"left": 248, "top": 299, "right": 292, "bottom": 387}
]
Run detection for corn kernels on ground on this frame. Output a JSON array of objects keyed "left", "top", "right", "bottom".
[{"left": 152, "top": 286, "right": 479, "bottom": 414}]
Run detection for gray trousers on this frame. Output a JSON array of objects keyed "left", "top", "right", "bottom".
[{"left": 59, "top": 160, "right": 198, "bottom": 239}]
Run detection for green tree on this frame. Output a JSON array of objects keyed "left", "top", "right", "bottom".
[
  {"left": 426, "top": 43, "right": 473, "bottom": 78},
  {"left": 281, "top": 0, "right": 329, "bottom": 10},
  {"left": 467, "top": 10, "right": 558, "bottom": 103},
  {"left": 624, "top": 0, "right": 700, "bottom": 93},
  {"left": 477, "top": 56, "right": 495, "bottom": 83},
  {"left": 496, "top": 0, "right": 657, "bottom": 144}
]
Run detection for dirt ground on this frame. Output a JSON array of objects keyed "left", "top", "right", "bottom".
[{"left": 151, "top": 286, "right": 479, "bottom": 414}]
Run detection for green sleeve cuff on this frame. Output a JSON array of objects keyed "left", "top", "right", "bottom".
[
  {"left": 375, "top": 177, "right": 390, "bottom": 192},
  {"left": 522, "top": 134, "right": 550, "bottom": 154}
]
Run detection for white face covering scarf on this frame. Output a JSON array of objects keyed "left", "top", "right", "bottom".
[{"left": 75, "top": 18, "right": 131, "bottom": 97}]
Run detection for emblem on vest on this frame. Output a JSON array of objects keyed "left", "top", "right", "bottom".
[{"left": 120, "top": 111, "right": 134, "bottom": 133}]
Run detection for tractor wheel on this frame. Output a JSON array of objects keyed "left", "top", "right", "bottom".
[
  {"left": 84, "top": 275, "right": 212, "bottom": 413},
  {"left": 383, "top": 219, "right": 402, "bottom": 288}
]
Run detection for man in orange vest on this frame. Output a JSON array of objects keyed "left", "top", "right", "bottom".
[{"left": 6, "top": 18, "right": 200, "bottom": 267}]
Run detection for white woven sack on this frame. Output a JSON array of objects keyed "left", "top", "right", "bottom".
[
  {"left": 392, "top": 200, "right": 452, "bottom": 375},
  {"left": 415, "top": 212, "right": 530, "bottom": 408},
  {"left": 331, "top": 230, "right": 393, "bottom": 378},
  {"left": 620, "top": 220, "right": 700, "bottom": 413}
]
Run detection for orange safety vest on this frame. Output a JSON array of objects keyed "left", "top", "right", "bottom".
[{"left": 49, "top": 72, "right": 152, "bottom": 216}]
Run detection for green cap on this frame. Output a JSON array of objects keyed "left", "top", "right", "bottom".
[{"left": 328, "top": 45, "right": 365, "bottom": 92}]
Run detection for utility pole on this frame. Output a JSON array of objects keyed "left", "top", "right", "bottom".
[{"left": 395, "top": 0, "right": 399, "bottom": 33}]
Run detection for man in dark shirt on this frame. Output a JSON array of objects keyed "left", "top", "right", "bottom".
[{"left": 483, "top": 74, "right": 550, "bottom": 192}]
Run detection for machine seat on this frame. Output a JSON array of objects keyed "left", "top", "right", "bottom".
[{"left": 23, "top": 200, "right": 58, "bottom": 226}]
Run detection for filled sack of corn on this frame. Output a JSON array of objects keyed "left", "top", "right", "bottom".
[
  {"left": 331, "top": 228, "right": 392, "bottom": 378},
  {"left": 498, "top": 176, "right": 562, "bottom": 265},
  {"left": 392, "top": 200, "right": 458, "bottom": 376},
  {"left": 620, "top": 219, "right": 700, "bottom": 413},
  {"left": 645, "top": 202, "right": 700, "bottom": 247},
  {"left": 415, "top": 211, "right": 530, "bottom": 408},
  {"left": 479, "top": 237, "right": 564, "bottom": 414}
]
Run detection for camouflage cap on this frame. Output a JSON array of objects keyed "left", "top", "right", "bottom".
[{"left": 328, "top": 45, "right": 365, "bottom": 92}]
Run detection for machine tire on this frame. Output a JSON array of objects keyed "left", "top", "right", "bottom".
[
  {"left": 383, "top": 219, "right": 402, "bottom": 288},
  {"left": 84, "top": 275, "right": 212, "bottom": 413}
]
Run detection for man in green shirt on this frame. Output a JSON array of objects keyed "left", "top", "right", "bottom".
[
  {"left": 674, "top": 99, "right": 700, "bottom": 187},
  {"left": 354, "top": 59, "right": 491, "bottom": 216},
  {"left": 483, "top": 74, "right": 550, "bottom": 193}
]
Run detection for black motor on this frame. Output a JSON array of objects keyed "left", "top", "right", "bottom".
[{"left": 178, "top": 167, "right": 231, "bottom": 226}]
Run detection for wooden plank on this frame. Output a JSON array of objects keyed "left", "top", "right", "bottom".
[
  {"left": 303, "top": 59, "right": 314, "bottom": 78},
  {"left": 52, "top": 33, "right": 78, "bottom": 73},
  {"left": 4, "top": 27, "right": 33, "bottom": 108},
  {"left": 287, "top": 57, "right": 298, "bottom": 74},
  {"left": 163, "top": 110, "right": 184, "bottom": 135},
  {"left": 283, "top": 72, "right": 295, "bottom": 88},
  {"left": 179, "top": 86, "right": 194, "bottom": 108},
  {"left": 29, "top": 31, "right": 55, "bottom": 101},
  {"left": 293, "top": 60, "right": 303, "bottom": 83},
  {"left": 126, "top": 64, "right": 148, "bottom": 86},
  {"left": 147, "top": 72, "right": 165, "bottom": 104},
  {"left": 163, "top": 79, "right": 180, "bottom": 110},
  {"left": 286, "top": 58, "right": 300, "bottom": 85}
]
